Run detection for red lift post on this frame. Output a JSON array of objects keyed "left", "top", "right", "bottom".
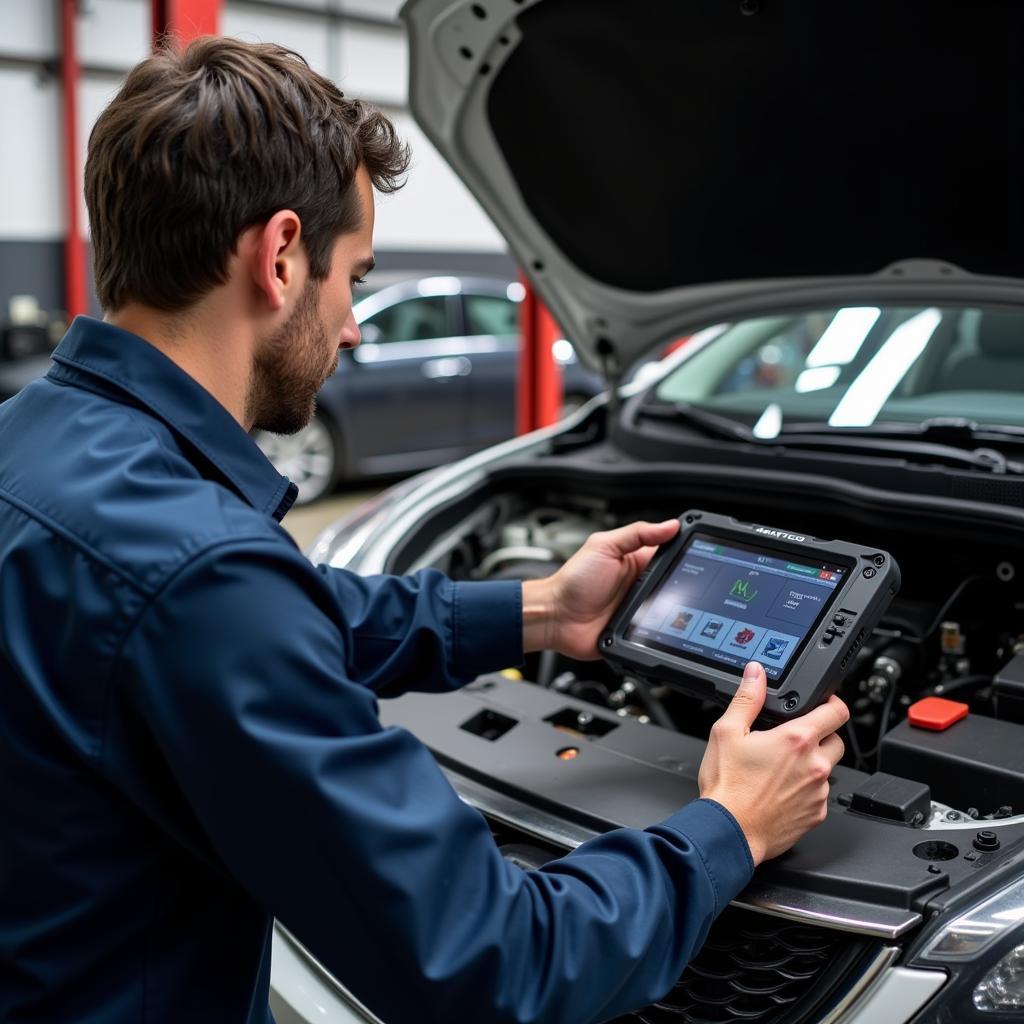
[
  {"left": 516, "top": 277, "right": 563, "bottom": 435},
  {"left": 151, "top": 0, "right": 221, "bottom": 47},
  {"left": 60, "top": 0, "right": 88, "bottom": 320}
]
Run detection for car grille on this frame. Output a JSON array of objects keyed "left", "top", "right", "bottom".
[
  {"left": 494, "top": 831, "right": 877, "bottom": 1024},
  {"left": 622, "top": 907, "right": 876, "bottom": 1024}
]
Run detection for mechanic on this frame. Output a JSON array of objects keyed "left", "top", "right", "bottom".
[{"left": 0, "top": 38, "right": 849, "bottom": 1024}]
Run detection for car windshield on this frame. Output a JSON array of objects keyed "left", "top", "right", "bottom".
[{"left": 653, "top": 304, "right": 1024, "bottom": 435}]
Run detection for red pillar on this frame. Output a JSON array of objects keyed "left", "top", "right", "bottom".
[
  {"left": 516, "top": 276, "right": 564, "bottom": 434},
  {"left": 60, "top": 0, "right": 88, "bottom": 319},
  {"left": 152, "top": 0, "right": 221, "bottom": 47}
]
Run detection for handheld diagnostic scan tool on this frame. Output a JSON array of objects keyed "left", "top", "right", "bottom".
[{"left": 601, "top": 511, "right": 900, "bottom": 720}]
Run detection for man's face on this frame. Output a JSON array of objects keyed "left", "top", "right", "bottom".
[{"left": 248, "top": 167, "right": 375, "bottom": 434}]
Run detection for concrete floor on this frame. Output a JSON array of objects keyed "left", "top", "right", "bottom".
[{"left": 280, "top": 487, "right": 381, "bottom": 553}]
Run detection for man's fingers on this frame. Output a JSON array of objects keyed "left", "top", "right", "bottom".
[
  {"left": 820, "top": 731, "right": 845, "bottom": 769},
  {"left": 632, "top": 545, "right": 661, "bottom": 574},
  {"left": 720, "top": 662, "right": 767, "bottom": 731},
  {"left": 802, "top": 694, "right": 851, "bottom": 742},
  {"left": 594, "top": 519, "right": 679, "bottom": 557}
]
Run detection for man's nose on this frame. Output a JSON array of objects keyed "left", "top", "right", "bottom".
[{"left": 340, "top": 312, "right": 361, "bottom": 348}]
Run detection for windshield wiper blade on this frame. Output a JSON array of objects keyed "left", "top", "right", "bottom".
[
  {"left": 774, "top": 417, "right": 1024, "bottom": 472},
  {"left": 764, "top": 432, "right": 1024, "bottom": 474},
  {"left": 640, "top": 405, "right": 1024, "bottom": 474},
  {"left": 638, "top": 401, "right": 754, "bottom": 441},
  {"left": 910, "top": 417, "right": 1024, "bottom": 447},
  {"left": 779, "top": 417, "right": 1024, "bottom": 446}
]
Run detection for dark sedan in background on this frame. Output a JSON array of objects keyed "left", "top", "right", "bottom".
[
  {"left": 255, "top": 274, "right": 602, "bottom": 503},
  {"left": 0, "top": 323, "right": 55, "bottom": 406}
]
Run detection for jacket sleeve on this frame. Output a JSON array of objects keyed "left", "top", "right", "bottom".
[
  {"left": 314, "top": 563, "right": 523, "bottom": 697},
  {"left": 112, "top": 539, "right": 754, "bottom": 1024}
]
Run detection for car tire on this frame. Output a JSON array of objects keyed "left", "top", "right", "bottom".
[{"left": 253, "top": 413, "right": 343, "bottom": 506}]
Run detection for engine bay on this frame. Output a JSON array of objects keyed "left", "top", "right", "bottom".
[
  {"left": 362, "top": 450, "right": 1024, "bottom": 943},
  {"left": 391, "top": 465, "right": 1024, "bottom": 826}
]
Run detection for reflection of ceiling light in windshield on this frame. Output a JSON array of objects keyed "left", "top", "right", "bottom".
[
  {"left": 753, "top": 402, "right": 783, "bottom": 439},
  {"left": 806, "top": 307, "right": 881, "bottom": 367},
  {"left": 828, "top": 308, "right": 942, "bottom": 427},
  {"left": 795, "top": 366, "right": 842, "bottom": 393},
  {"left": 506, "top": 282, "right": 526, "bottom": 303}
]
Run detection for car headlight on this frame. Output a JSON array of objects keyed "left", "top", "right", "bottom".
[
  {"left": 973, "top": 943, "right": 1024, "bottom": 1012},
  {"left": 920, "top": 877, "right": 1024, "bottom": 962},
  {"left": 910, "top": 874, "right": 1024, "bottom": 1021}
]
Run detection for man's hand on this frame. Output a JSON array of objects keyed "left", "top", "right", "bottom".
[
  {"left": 522, "top": 519, "right": 680, "bottom": 659},
  {"left": 698, "top": 662, "right": 849, "bottom": 865}
]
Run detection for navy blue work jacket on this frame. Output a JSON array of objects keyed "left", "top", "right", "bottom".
[{"left": 0, "top": 317, "right": 753, "bottom": 1024}]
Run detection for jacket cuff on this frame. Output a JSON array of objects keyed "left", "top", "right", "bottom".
[
  {"left": 450, "top": 580, "right": 523, "bottom": 678},
  {"left": 656, "top": 798, "right": 755, "bottom": 915}
]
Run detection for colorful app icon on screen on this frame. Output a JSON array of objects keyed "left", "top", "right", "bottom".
[
  {"left": 701, "top": 620, "right": 724, "bottom": 640},
  {"left": 763, "top": 636, "right": 789, "bottom": 660}
]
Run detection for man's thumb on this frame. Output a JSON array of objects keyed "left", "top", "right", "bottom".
[{"left": 724, "top": 661, "right": 767, "bottom": 728}]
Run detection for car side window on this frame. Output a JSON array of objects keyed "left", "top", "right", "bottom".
[
  {"left": 464, "top": 294, "right": 519, "bottom": 337},
  {"left": 362, "top": 296, "right": 450, "bottom": 343}
]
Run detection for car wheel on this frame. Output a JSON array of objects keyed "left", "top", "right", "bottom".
[{"left": 254, "top": 414, "right": 342, "bottom": 506}]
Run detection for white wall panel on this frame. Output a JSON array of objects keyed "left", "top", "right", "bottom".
[
  {"left": 341, "top": 0, "right": 404, "bottom": 20},
  {"left": 223, "top": 3, "right": 331, "bottom": 75},
  {"left": 0, "top": 1, "right": 501, "bottom": 255},
  {"left": 0, "top": 68, "right": 63, "bottom": 238},
  {"left": 335, "top": 22, "right": 406, "bottom": 105},
  {"left": 0, "top": 0, "right": 57, "bottom": 59},
  {"left": 223, "top": 0, "right": 402, "bottom": 21},
  {"left": 79, "top": 0, "right": 150, "bottom": 70},
  {"left": 372, "top": 113, "right": 505, "bottom": 252}
]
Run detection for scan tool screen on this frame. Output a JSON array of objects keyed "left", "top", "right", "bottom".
[{"left": 624, "top": 533, "right": 849, "bottom": 685}]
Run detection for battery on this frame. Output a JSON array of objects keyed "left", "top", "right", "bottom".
[{"left": 880, "top": 713, "right": 1024, "bottom": 814}]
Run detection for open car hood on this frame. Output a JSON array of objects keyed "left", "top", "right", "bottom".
[{"left": 402, "top": 0, "right": 1024, "bottom": 376}]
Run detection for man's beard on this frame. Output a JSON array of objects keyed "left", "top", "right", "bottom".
[{"left": 247, "top": 277, "right": 339, "bottom": 435}]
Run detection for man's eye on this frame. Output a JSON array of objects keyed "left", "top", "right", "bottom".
[{"left": 352, "top": 276, "right": 367, "bottom": 287}]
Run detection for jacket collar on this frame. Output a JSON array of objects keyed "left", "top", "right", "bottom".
[{"left": 49, "top": 317, "right": 297, "bottom": 521}]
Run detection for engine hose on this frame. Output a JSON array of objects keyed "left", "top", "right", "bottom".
[
  {"left": 930, "top": 674, "right": 993, "bottom": 698},
  {"left": 628, "top": 677, "right": 677, "bottom": 730}
]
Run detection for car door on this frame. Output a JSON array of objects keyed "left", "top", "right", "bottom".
[
  {"left": 337, "top": 292, "right": 471, "bottom": 476},
  {"left": 457, "top": 290, "right": 521, "bottom": 448}
]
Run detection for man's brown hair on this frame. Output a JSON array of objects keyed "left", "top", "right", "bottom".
[{"left": 85, "top": 36, "right": 408, "bottom": 312}]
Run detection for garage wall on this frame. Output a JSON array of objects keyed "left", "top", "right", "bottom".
[{"left": 0, "top": 0, "right": 512, "bottom": 326}]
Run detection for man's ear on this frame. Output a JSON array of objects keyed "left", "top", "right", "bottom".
[{"left": 253, "top": 210, "right": 303, "bottom": 312}]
